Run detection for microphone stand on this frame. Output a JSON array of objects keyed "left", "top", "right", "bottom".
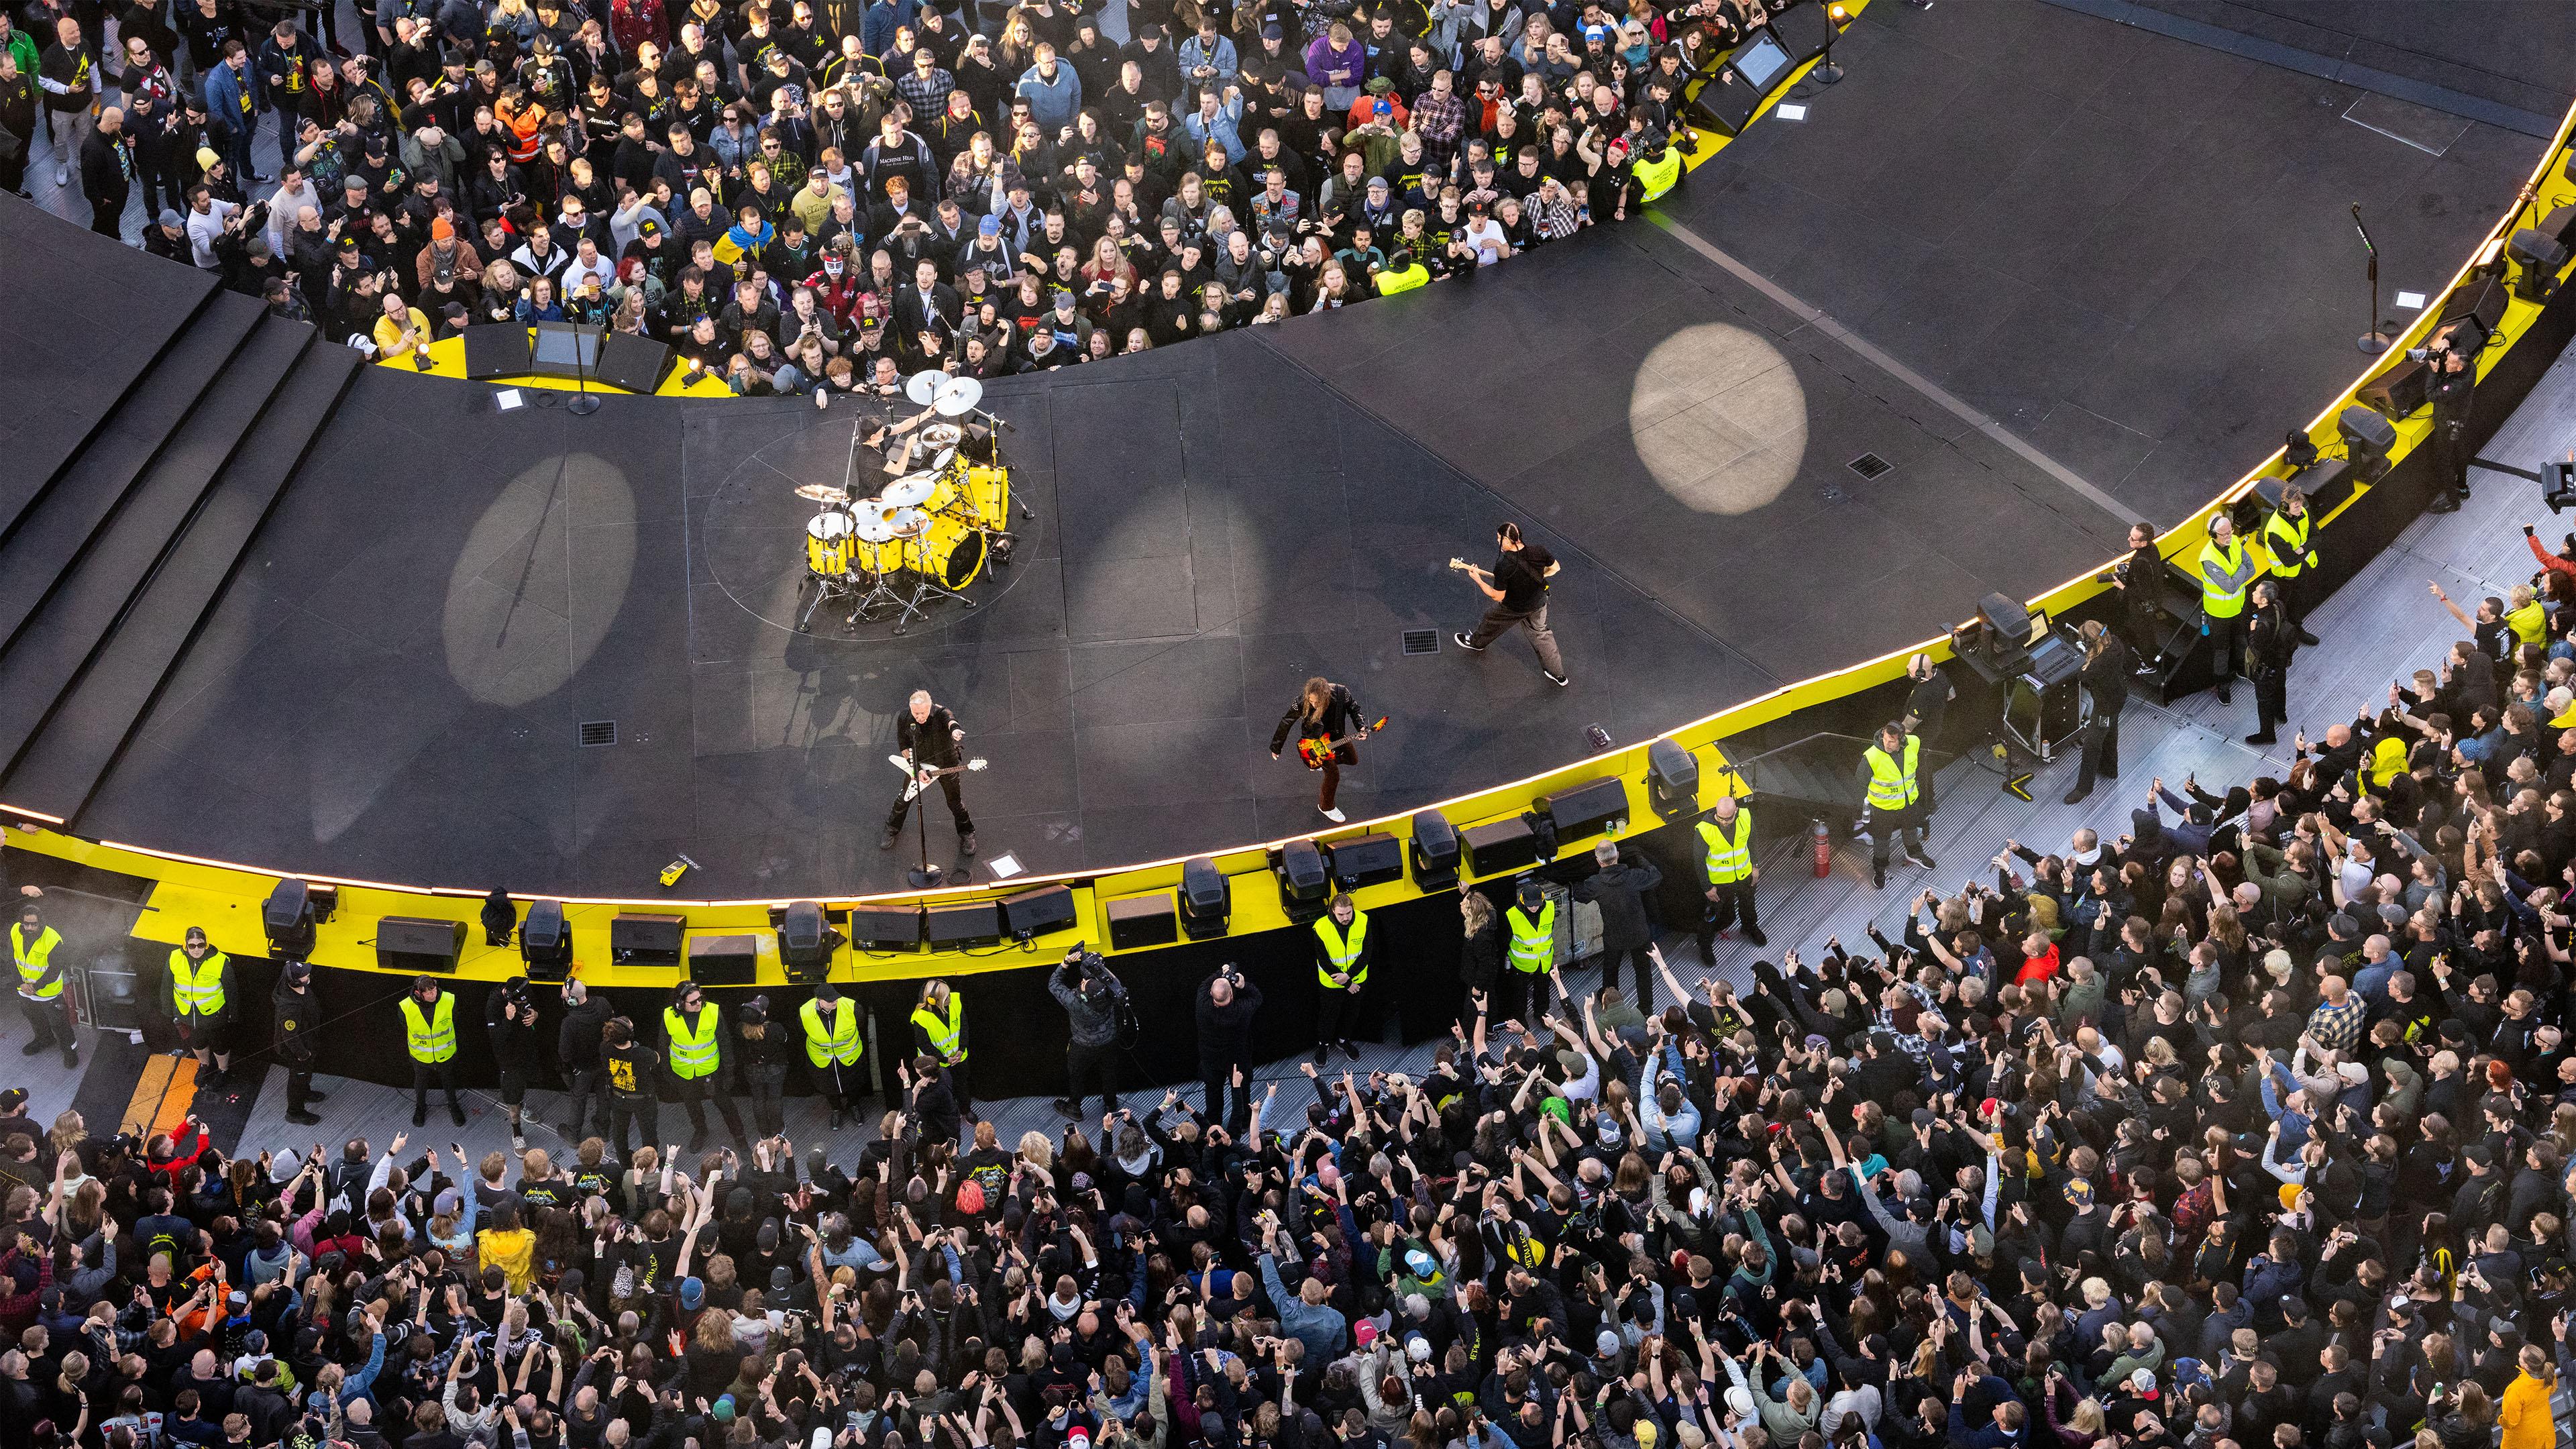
[
  {"left": 2352, "top": 203, "right": 2391, "bottom": 355},
  {"left": 567, "top": 319, "right": 602, "bottom": 415},
  {"left": 907, "top": 760, "right": 944, "bottom": 890}
]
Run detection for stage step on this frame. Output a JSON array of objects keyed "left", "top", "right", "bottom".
[
  {"left": 0, "top": 199, "right": 221, "bottom": 535},
  {"left": 12, "top": 343, "right": 362, "bottom": 824},
  {"left": 0, "top": 290, "right": 268, "bottom": 642},
  {"left": 0, "top": 314, "right": 313, "bottom": 786}
]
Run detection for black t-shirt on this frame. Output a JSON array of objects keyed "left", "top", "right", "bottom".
[{"left": 1493, "top": 545, "right": 1552, "bottom": 612}]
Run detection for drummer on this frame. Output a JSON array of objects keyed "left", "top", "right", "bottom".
[{"left": 863, "top": 411, "right": 936, "bottom": 478}]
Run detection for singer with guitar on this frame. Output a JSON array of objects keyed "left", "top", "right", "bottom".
[
  {"left": 1270, "top": 676, "right": 1375, "bottom": 823},
  {"left": 883, "top": 689, "right": 977, "bottom": 855}
]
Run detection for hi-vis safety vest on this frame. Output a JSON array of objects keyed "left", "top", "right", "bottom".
[
  {"left": 1316, "top": 913, "right": 1370, "bottom": 987},
  {"left": 801, "top": 997, "right": 862, "bottom": 1068},
  {"left": 1698, "top": 809, "right": 1754, "bottom": 885},
  {"left": 11, "top": 924, "right": 61, "bottom": 1000},
  {"left": 2263, "top": 509, "right": 2313, "bottom": 579},
  {"left": 665, "top": 1004, "right": 720, "bottom": 1078},
  {"left": 401, "top": 993, "right": 456, "bottom": 1063},
  {"left": 1506, "top": 901, "right": 1556, "bottom": 973},
  {"left": 912, "top": 994, "right": 965, "bottom": 1063},
  {"left": 169, "top": 949, "right": 228, "bottom": 1018},
  {"left": 1864, "top": 738, "right": 1921, "bottom": 812},
  {"left": 2198, "top": 537, "right": 2249, "bottom": 618},
  {"left": 1633, "top": 146, "right": 1682, "bottom": 205}
]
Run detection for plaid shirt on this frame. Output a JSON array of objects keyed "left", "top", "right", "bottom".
[
  {"left": 1413, "top": 87, "right": 1466, "bottom": 167},
  {"left": 2306, "top": 993, "right": 2366, "bottom": 1053},
  {"left": 894, "top": 65, "right": 955, "bottom": 122}
]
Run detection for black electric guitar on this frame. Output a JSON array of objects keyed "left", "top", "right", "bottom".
[
  {"left": 892, "top": 755, "right": 988, "bottom": 800},
  {"left": 1296, "top": 718, "right": 1387, "bottom": 769}
]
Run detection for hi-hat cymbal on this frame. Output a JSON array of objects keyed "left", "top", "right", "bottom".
[
  {"left": 904, "top": 370, "right": 946, "bottom": 406},
  {"left": 932, "top": 374, "right": 985, "bottom": 417},
  {"left": 794, "top": 482, "right": 848, "bottom": 502}
]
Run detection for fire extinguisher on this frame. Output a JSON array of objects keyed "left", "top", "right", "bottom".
[{"left": 1812, "top": 817, "right": 1832, "bottom": 877}]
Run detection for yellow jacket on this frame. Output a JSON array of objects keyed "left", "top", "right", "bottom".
[
  {"left": 2500, "top": 1371, "right": 2554, "bottom": 1449},
  {"left": 476, "top": 1226, "right": 538, "bottom": 1293}
]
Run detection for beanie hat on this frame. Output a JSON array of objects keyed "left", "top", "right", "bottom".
[
  {"left": 431, "top": 217, "right": 455, "bottom": 239},
  {"left": 957, "top": 1179, "right": 985, "bottom": 1215}
]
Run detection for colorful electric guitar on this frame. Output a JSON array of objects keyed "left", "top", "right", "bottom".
[{"left": 1296, "top": 718, "right": 1387, "bottom": 769}]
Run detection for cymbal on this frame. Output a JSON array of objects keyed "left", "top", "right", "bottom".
[
  {"left": 932, "top": 374, "right": 985, "bottom": 417},
  {"left": 794, "top": 483, "right": 848, "bottom": 502},
  {"left": 922, "top": 422, "right": 965, "bottom": 448},
  {"left": 904, "top": 370, "right": 945, "bottom": 406},
  {"left": 881, "top": 472, "right": 940, "bottom": 506}
]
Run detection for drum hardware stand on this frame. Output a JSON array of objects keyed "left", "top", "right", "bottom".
[{"left": 794, "top": 568, "right": 857, "bottom": 633}]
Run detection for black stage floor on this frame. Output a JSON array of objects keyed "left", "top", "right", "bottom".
[{"left": 54, "top": 0, "right": 2565, "bottom": 897}]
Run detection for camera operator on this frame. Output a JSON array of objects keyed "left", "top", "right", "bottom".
[
  {"left": 2097, "top": 519, "right": 2171, "bottom": 675},
  {"left": 1047, "top": 945, "right": 1128, "bottom": 1122},
  {"left": 2426, "top": 329, "right": 2477, "bottom": 512},
  {"left": 486, "top": 975, "right": 540, "bottom": 1152}
]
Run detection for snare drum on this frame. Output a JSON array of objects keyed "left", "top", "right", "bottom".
[
  {"left": 804, "top": 511, "right": 855, "bottom": 576},
  {"left": 848, "top": 511, "right": 900, "bottom": 574}
]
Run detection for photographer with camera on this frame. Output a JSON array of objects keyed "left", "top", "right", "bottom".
[
  {"left": 487, "top": 974, "right": 540, "bottom": 1150},
  {"left": 2426, "top": 329, "right": 2478, "bottom": 513},
  {"left": 1047, "top": 945, "right": 1127, "bottom": 1122},
  {"left": 1195, "top": 963, "right": 1261, "bottom": 1134}
]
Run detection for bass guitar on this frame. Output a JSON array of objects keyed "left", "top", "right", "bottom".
[
  {"left": 1295, "top": 717, "right": 1387, "bottom": 769},
  {"left": 888, "top": 755, "right": 988, "bottom": 801}
]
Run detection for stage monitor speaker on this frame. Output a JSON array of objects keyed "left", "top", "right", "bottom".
[
  {"left": 2510, "top": 227, "right": 2569, "bottom": 301},
  {"left": 687, "top": 933, "right": 759, "bottom": 985},
  {"left": 2358, "top": 358, "right": 2431, "bottom": 419},
  {"left": 376, "top": 916, "right": 466, "bottom": 974},
  {"left": 1689, "top": 72, "right": 1763, "bottom": 135},
  {"left": 1462, "top": 816, "right": 1540, "bottom": 877},
  {"left": 1325, "top": 833, "right": 1404, "bottom": 890},
  {"left": 520, "top": 898, "right": 573, "bottom": 981},
  {"left": 1769, "top": 2, "right": 1833, "bottom": 64},
  {"left": 1106, "top": 892, "right": 1178, "bottom": 950},
  {"left": 1543, "top": 777, "right": 1632, "bottom": 843},
  {"left": 610, "top": 912, "right": 686, "bottom": 966},
  {"left": 462, "top": 323, "right": 532, "bottom": 380},
  {"left": 596, "top": 333, "right": 675, "bottom": 394},
  {"left": 1648, "top": 738, "right": 1701, "bottom": 817},
  {"left": 2440, "top": 276, "right": 2510, "bottom": 347},
  {"left": 2337, "top": 405, "right": 2397, "bottom": 465},
  {"left": 1271, "top": 839, "right": 1331, "bottom": 922},
  {"left": 1179, "top": 857, "right": 1230, "bottom": 938},
  {"left": 1409, "top": 810, "right": 1460, "bottom": 890},
  {"left": 924, "top": 902, "right": 1003, "bottom": 949},
  {"left": 851, "top": 907, "right": 924, "bottom": 951},
  {"left": 1000, "top": 884, "right": 1079, "bottom": 941}
]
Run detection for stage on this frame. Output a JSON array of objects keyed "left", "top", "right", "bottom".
[{"left": 16, "top": 0, "right": 2563, "bottom": 899}]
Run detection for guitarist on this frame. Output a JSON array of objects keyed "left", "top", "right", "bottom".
[
  {"left": 1269, "top": 676, "right": 1370, "bottom": 823},
  {"left": 882, "top": 688, "right": 975, "bottom": 855}
]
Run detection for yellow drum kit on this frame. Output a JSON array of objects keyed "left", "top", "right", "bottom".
[{"left": 795, "top": 372, "right": 1022, "bottom": 635}]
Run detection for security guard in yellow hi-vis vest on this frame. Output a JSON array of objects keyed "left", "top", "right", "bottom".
[
  {"left": 1499, "top": 879, "right": 1565, "bottom": 1026},
  {"left": 11, "top": 902, "right": 76, "bottom": 1067},
  {"left": 801, "top": 983, "right": 865, "bottom": 1130},
  {"left": 401, "top": 973, "right": 465, "bottom": 1127},
  {"left": 2197, "top": 513, "right": 2257, "bottom": 706},
  {"left": 2260, "top": 484, "right": 2323, "bottom": 647},
  {"left": 1855, "top": 722, "right": 1935, "bottom": 890},
  {"left": 910, "top": 979, "right": 971, "bottom": 1121},
  {"left": 1311, "top": 893, "right": 1373, "bottom": 1066},
  {"left": 1693, "top": 794, "right": 1764, "bottom": 961},
  {"left": 664, "top": 979, "right": 749, "bottom": 1151},
  {"left": 167, "top": 926, "right": 235, "bottom": 1085}
]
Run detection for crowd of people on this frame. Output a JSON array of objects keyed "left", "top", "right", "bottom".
[
  {"left": 1, "top": 506, "right": 2575, "bottom": 1449},
  {"left": 0, "top": 0, "right": 1776, "bottom": 390}
]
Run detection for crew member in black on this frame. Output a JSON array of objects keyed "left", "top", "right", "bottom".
[
  {"left": 270, "top": 960, "right": 322, "bottom": 1125},
  {"left": 2244, "top": 578, "right": 2298, "bottom": 747},
  {"left": 2426, "top": 334, "right": 2477, "bottom": 512},
  {"left": 881, "top": 688, "right": 974, "bottom": 854},
  {"left": 1269, "top": 676, "right": 1369, "bottom": 823},
  {"left": 1454, "top": 520, "right": 1567, "bottom": 686},
  {"left": 2104, "top": 521, "right": 2171, "bottom": 676},
  {"left": 2064, "top": 619, "right": 2130, "bottom": 805},
  {"left": 486, "top": 975, "right": 539, "bottom": 1150},
  {"left": 600, "top": 1015, "right": 662, "bottom": 1158}
]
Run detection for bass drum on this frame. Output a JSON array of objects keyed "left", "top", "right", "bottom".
[{"left": 924, "top": 520, "right": 987, "bottom": 590}]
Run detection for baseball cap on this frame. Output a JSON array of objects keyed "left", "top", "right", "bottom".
[
  {"left": 158, "top": 209, "right": 182, "bottom": 229},
  {"left": 978, "top": 213, "right": 1000, "bottom": 236},
  {"left": 1262, "top": 21, "right": 1281, "bottom": 38},
  {"left": 1366, "top": 174, "right": 1389, "bottom": 190},
  {"left": 1582, "top": 22, "right": 1608, "bottom": 40}
]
